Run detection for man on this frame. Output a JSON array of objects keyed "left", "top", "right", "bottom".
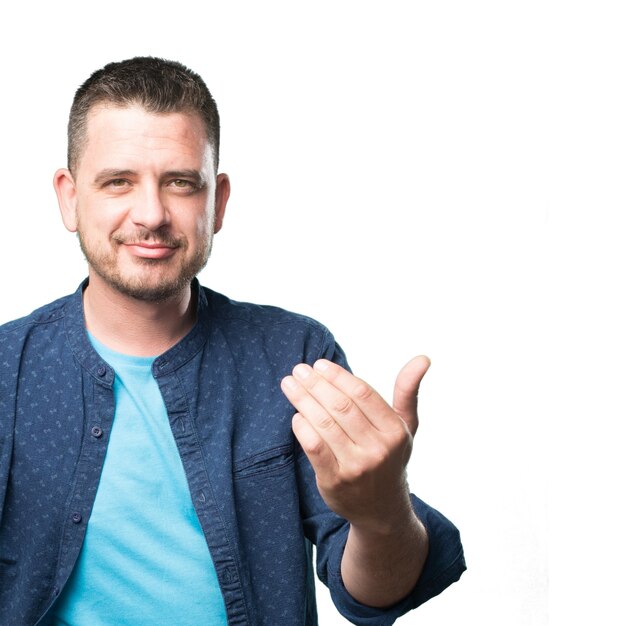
[{"left": 0, "top": 57, "right": 465, "bottom": 625}]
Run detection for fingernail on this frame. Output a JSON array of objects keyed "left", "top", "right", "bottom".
[
  {"left": 293, "top": 364, "right": 311, "bottom": 380},
  {"left": 313, "top": 360, "right": 329, "bottom": 372},
  {"left": 282, "top": 376, "right": 298, "bottom": 390}
]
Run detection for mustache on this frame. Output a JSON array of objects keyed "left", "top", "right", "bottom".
[{"left": 112, "top": 229, "right": 183, "bottom": 248}]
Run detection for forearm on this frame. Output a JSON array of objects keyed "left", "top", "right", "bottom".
[{"left": 341, "top": 499, "right": 429, "bottom": 608}]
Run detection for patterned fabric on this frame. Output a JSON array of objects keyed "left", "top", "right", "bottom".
[
  {"left": 51, "top": 335, "right": 228, "bottom": 625},
  {"left": 0, "top": 280, "right": 466, "bottom": 626}
]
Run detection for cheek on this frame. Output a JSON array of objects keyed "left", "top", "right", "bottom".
[
  {"left": 175, "top": 213, "right": 211, "bottom": 250},
  {"left": 180, "top": 191, "right": 213, "bottom": 241},
  {"left": 76, "top": 197, "right": 125, "bottom": 236},
  {"left": 192, "top": 207, "right": 213, "bottom": 238}
]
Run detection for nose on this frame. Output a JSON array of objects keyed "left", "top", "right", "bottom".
[{"left": 129, "top": 182, "right": 170, "bottom": 231}]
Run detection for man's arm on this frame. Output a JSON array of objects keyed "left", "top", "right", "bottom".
[{"left": 281, "top": 355, "right": 430, "bottom": 607}]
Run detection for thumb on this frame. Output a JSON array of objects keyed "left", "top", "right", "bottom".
[{"left": 392, "top": 355, "right": 431, "bottom": 436}]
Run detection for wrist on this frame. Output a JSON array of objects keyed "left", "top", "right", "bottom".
[{"left": 348, "top": 491, "right": 418, "bottom": 537}]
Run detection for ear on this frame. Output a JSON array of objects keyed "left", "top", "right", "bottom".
[
  {"left": 212, "top": 173, "right": 231, "bottom": 234},
  {"left": 53, "top": 168, "right": 79, "bottom": 232}
]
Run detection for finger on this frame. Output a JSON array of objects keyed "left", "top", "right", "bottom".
[
  {"left": 311, "top": 359, "right": 404, "bottom": 433},
  {"left": 281, "top": 374, "right": 354, "bottom": 453},
  {"left": 289, "top": 363, "right": 384, "bottom": 444},
  {"left": 291, "top": 412, "right": 339, "bottom": 481},
  {"left": 392, "top": 355, "right": 430, "bottom": 435}
]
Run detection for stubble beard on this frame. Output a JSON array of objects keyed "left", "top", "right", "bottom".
[{"left": 76, "top": 226, "right": 212, "bottom": 303}]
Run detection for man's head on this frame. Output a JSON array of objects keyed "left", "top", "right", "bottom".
[
  {"left": 68, "top": 57, "right": 221, "bottom": 174},
  {"left": 54, "top": 58, "right": 230, "bottom": 303}
]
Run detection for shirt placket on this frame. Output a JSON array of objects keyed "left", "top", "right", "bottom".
[{"left": 43, "top": 366, "right": 116, "bottom": 612}]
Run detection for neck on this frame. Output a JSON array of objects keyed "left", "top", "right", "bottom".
[{"left": 82, "top": 273, "right": 197, "bottom": 357}]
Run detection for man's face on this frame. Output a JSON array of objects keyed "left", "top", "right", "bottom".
[{"left": 55, "top": 104, "right": 228, "bottom": 302}]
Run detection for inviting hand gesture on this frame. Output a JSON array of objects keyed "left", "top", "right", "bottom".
[
  {"left": 281, "top": 355, "right": 429, "bottom": 528},
  {"left": 281, "top": 355, "right": 431, "bottom": 607}
]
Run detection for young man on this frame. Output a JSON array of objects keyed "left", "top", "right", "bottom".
[{"left": 0, "top": 57, "right": 465, "bottom": 625}]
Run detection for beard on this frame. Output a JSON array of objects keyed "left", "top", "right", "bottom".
[{"left": 77, "top": 225, "right": 212, "bottom": 302}]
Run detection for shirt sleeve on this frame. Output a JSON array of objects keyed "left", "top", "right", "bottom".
[{"left": 296, "top": 328, "right": 466, "bottom": 625}]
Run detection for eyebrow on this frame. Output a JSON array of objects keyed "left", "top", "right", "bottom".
[
  {"left": 93, "top": 169, "right": 137, "bottom": 186},
  {"left": 163, "top": 170, "right": 207, "bottom": 187}
]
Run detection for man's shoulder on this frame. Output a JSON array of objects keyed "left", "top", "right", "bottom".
[
  {"left": 0, "top": 292, "right": 74, "bottom": 341},
  {"left": 202, "top": 286, "right": 330, "bottom": 334},
  {"left": 199, "top": 286, "right": 342, "bottom": 362}
]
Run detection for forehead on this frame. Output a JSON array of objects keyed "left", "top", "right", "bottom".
[{"left": 79, "top": 104, "right": 213, "bottom": 172}]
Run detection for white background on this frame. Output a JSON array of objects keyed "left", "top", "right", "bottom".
[{"left": 2, "top": 2, "right": 625, "bottom": 624}]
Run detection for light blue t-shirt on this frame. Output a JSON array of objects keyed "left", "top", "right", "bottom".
[{"left": 52, "top": 335, "right": 227, "bottom": 625}]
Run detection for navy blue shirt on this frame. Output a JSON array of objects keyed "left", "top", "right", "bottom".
[{"left": 0, "top": 281, "right": 465, "bottom": 625}]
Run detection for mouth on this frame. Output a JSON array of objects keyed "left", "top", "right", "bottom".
[{"left": 121, "top": 241, "right": 178, "bottom": 259}]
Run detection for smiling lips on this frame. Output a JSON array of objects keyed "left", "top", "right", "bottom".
[{"left": 122, "top": 241, "right": 178, "bottom": 259}]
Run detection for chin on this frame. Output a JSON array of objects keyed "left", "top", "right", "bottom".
[{"left": 103, "top": 271, "right": 192, "bottom": 302}]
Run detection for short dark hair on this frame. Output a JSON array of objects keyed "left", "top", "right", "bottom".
[{"left": 67, "top": 56, "right": 220, "bottom": 173}]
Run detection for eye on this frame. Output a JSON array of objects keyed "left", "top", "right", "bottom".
[
  {"left": 171, "top": 179, "right": 194, "bottom": 188},
  {"left": 106, "top": 179, "right": 130, "bottom": 188},
  {"left": 167, "top": 179, "right": 201, "bottom": 194}
]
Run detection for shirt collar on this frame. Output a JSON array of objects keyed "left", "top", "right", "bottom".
[{"left": 63, "top": 278, "right": 211, "bottom": 383}]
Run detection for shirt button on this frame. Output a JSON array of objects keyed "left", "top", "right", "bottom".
[
  {"left": 91, "top": 425, "right": 103, "bottom": 438},
  {"left": 53, "top": 586, "right": 60, "bottom": 596},
  {"left": 71, "top": 512, "right": 82, "bottom": 524},
  {"left": 97, "top": 365, "right": 106, "bottom": 377}
]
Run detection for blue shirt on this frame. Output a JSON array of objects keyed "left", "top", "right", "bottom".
[
  {"left": 0, "top": 280, "right": 465, "bottom": 625},
  {"left": 51, "top": 335, "right": 228, "bottom": 625}
]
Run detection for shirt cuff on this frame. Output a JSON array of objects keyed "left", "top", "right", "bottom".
[{"left": 325, "top": 494, "right": 466, "bottom": 625}]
